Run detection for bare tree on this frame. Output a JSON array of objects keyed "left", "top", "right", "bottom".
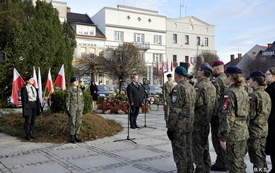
[
  {"left": 192, "top": 51, "right": 220, "bottom": 74},
  {"left": 73, "top": 53, "right": 100, "bottom": 81},
  {"left": 98, "top": 42, "right": 147, "bottom": 94}
]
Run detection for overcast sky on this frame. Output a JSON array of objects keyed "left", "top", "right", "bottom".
[{"left": 62, "top": 0, "right": 275, "bottom": 63}]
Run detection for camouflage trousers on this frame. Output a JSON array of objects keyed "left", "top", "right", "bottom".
[
  {"left": 68, "top": 109, "right": 83, "bottom": 135},
  {"left": 225, "top": 139, "right": 248, "bottom": 173},
  {"left": 210, "top": 115, "right": 227, "bottom": 168},
  {"left": 193, "top": 124, "right": 211, "bottom": 173},
  {"left": 171, "top": 132, "right": 193, "bottom": 173},
  {"left": 164, "top": 104, "right": 169, "bottom": 122},
  {"left": 248, "top": 138, "right": 268, "bottom": 173}
]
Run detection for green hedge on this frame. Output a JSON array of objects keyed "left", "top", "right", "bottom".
[{"left": 50, "top": 90, "right": 92, "bottom": 114}]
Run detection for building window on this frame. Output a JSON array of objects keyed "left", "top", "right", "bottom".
[
  {"left": 173, "top": 34, "right": 177, "bottom": 43},
  {"left": 80, "top": 47, "right": 86, "bottom": 58},
  {"left": 185, "top": 56, "right": 189, "bottom": 63},
  {"left": 197, "top": 36, "right": 201, "bottom": 46},
  {"left": 139, "top": 52, "right": 145, "bottom": 61},
  {"left": 115, "top": 31, "right": 124, "bottom": 41},
  {"left": 185, "top": 35, "right": 189, "bottom": 45},
  {"left": 76, "top": 25, "right": 95, "bottom": 36},
  {"left": 173, "top": 55, "right": 177, "bottom": 62},
  {"left": 205, "top": 37, "right": 209, "bottom": 46},
  {"left": 134, "top": 33, "right": 144, "bottom": 43},
  {"left": 153, "top": 53, "right": 162, "bottom": 62},
  {"left": 154, "top": 35, "right": 162, "bottom": 45}
]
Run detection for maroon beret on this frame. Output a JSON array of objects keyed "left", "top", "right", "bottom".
[{"left": 211, "top": 61, "right": 224, "bottom": 67}]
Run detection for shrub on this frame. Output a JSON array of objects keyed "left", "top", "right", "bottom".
[
  {"left": 50, "top": 90, "right": 66, "bottom": 113},
  {"left": 83, "top": 91, "right": 92, "bottom": 114},
  {"left": 97, "top": 96, "right": 105, "bottom": 105},
  {"left": 50, "top": 90, "right": 92, "bottom": 114}
]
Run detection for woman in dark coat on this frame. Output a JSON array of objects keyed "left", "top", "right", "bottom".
[
  {"left": 21, "top": 76, "right": 41, "bottom": 140},
  {"left": 90, "top": 81, "right": 98, "bottom": 110},
  {"left": 265, "top": 67, "right": 275, "bottom": 173}
]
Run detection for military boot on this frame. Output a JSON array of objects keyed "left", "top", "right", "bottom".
[
  {"left": 74, "top": 134, "right": 82, "bottom": 142},
  {"left": 70, "top": 135, "right": 76, "bottom": 144},
  {"left": 30, "top": 131, "right": 37, "bottom": 139}
]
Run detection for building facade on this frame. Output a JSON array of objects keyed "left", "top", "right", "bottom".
[
  {"left": 91, "top": 5, "right": 167, "bottom": 85},
  {"left": 166, "top": 16, "right": 215, "bottom": 74},
  {"left": 67, "top": 12, "right": 106, "bottom": 85}
]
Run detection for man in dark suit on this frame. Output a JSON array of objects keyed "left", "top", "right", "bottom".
[{"left": 127, "top": 74, "right": 145, "bottom": 129}]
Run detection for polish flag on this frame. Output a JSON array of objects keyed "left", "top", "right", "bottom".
[
  {"left": 11, "top": 68, "right": 25, "bottom": 107},
  {"left": 170, "top": 61, "right": 174, "bottom": 72},
  {"left": 46, "top": 68, "right": 54, "bottom": 94},
  {"left": 54, "top": 64, "right": 66, "bottom": 90},
  {"left": 37, "top": 67, "right": 43, "bottom": 105},
  {"left": 33, "top": 66, "right": 38, "bottom": 88}
]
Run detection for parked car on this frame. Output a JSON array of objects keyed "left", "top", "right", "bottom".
[
  {"left": 149, "top": 85, "right": 162, "bottom": 95},
  {"left": 97, "top": 85, "right": 116, "bottom": 97}
]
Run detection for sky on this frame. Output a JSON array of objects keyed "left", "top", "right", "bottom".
[{"left": 62, "top": 0, "right": 275, "bottom": 63}]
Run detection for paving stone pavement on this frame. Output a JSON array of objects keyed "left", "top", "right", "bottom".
[{"left": 0, "top": 105, "right": 272, "bottom": 173}]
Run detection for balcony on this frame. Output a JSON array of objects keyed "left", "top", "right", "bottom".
[{"left": 133, "top": 42, "right": 150, "bottom": 51}]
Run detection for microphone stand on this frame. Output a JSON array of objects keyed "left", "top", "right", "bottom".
[
  {"left": 114, "top": 94, "right": 136, "bottom": 144},
  {"left": 139, "top": 84, "right": 157, "bottom": 130}
]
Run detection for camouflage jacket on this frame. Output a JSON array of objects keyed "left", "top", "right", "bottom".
[
  {"left": 211, "top": 73, "right": 228, "bottom": 116},
  {"left": 249, "top": 87, "right": 271, "bottom": 138},
  {"left": 218, "top": 84, "right": 249, "bottom": 142},
  {"left": 167, "top": 80, "right": 196, "bottom": 133},
  {"left": 163, "top": 81, "right": 175, "bottom": 102},
  {"left": 194, "top": 78, "right": 216, "bottom": 127},
  {"left": 66, "top": 86, "right": 84, "bottom": 112}
]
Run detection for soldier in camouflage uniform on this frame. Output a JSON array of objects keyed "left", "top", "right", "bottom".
[
  {"left": 193, "top": 63, "right": 216, "bottom": 173},
  {"left": 210, "top": 61, "right": 228, "bottom": 171},
  {"left": 66, "top": 77, "right": 84, "bottom": 143},
  {"left": 218, "top": 66, "right": 250, "bottom": 173},
  {"left": 163, "top": 74, "right": 175, "bottom": 124},
  {"left": 247, "top": 71, "right": 271, "bottom": 173},
  {"left": 167, "top": 66, "right": 196, "bottom": 173}
]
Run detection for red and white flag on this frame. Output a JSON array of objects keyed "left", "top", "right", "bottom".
[
  {"left": 54, "top": 64, "right": 66, "bottom": 90},
  {"left": 32, "top": 66, "right": 38, "bottom": 88},
  {"left": 11, "top": 68, "right": 25, "bottom": 107},
  {"left": 37, "top": 67, "right": 43, "bottom": 105},
  {"left": 46, "top": 68, "right": 54, "bottom": 94},
  {"left": 170, "top": 61, "right": 174, "bottom": 72}
]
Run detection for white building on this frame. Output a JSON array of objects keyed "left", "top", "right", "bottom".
[
  {"left": 91, "top": 5, "right": 167, "bottom": 85},
  {"left": 166, "top": 16, "right": 215, "bottom": 74}
]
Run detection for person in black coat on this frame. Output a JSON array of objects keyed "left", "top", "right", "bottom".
[
  {"left": 127, "top": 74, "right": 145, "bottom": 129},
  {"left": 90, "top": 81, "right": 98, "bottom": 110},
  {"left": 265, "top": 67, "right": 275, "bottom": 173},
  {"left": 20, "top": 76, "right": 41, "bottom": 140}
]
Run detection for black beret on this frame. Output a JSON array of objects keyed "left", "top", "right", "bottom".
[
  {"left": 200, "top": 63, "right": 213, "bottom": 73},
  {"left": 249, "top": 71, "right": 265, "bottom": 79},
  {"left": 225, "top": 66, "right": 242, "bottom": 74},
  {"left": 188, "top": 75, "right": 194, "bottom": 79},
  {"left": 70, "top": 77, "right": 78, "bottom": 83},
  {"left": 25, "top": 75, "right": 33, "bottom": 81},
  {"left": 167, "top": 74, "right": 172, "bottom": 77}
]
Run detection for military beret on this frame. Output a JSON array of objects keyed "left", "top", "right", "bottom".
[
  {"left": 200, "top": 62, "right": 213, "bottom": 73},
  {"left": 248, "top": 71, "right": 265, "bottom": 79},
  {"left": 167, "top": 74, "right": 172, "bottom": 77},
  {"left": 175, "top": 66, "right": 188, "bottom": 76},
  {"left": 225, "top": 66, "right": 242, "bottom": 74},
  {"left": 70, "top": 77, "right": 78, "bottom": 83},
  {"left": 188, "top": 75, "right": 194, "bottom": 79},
  {"left": 211, "top": 61, "right": 224, "bottom": 67},
  {"left": 25, "top": 75, "right": 33, "bottom": 81}
]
